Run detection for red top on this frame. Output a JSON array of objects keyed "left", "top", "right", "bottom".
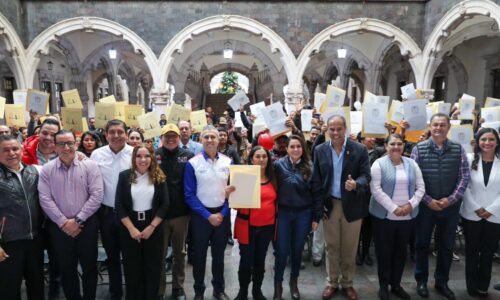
[{"left": 240, "top": 181, "right": 276, "bottom": 226}]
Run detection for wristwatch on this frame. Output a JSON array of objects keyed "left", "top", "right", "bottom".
[{"left": 75, "top": 217, "right": 84, "bottom": 225}]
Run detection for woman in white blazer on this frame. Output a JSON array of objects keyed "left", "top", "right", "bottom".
[{"left": 461, "top": 127, "right": 500, "bottom": 298}]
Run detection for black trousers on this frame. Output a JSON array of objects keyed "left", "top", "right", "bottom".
[
  {"left": 50, "top": 214, "right": 99, "bottom": 300},
  {"left": 120, "top": 210, "right": 164, "bottom": 300},
  {"left": 462, "top": 218, "right": 500, "bottom": 292},
  {"left": 0, "top": 237, "right": 44, "bottom": 300},
  {"left": 239, "top": 225, "right": 274, "bottom": 271},
  {"left": 98, "top": 205, "right": 123, "bottom": 299},
  {"left": 372, "top": 217, "right": 414, "bottom": 288},
  {"left": 357, "top": 215, "right": 372, "bottom": 258},
  {"left": 191, "top": 211, "right": 229, "bottom": 295}
]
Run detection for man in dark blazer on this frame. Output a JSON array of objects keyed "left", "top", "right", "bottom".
[{"left": 311, "top": 115, "right": 371, "bottom": 300}]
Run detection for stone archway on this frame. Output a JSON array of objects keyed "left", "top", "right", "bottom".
[
  {"left": 0, "top": 12, "right": 28, "bottom": 88},
  {"left": 157, "top": 15, "right": 297, "bottom": 93},
  {"left": 295, "top": 18, "right": 423, "bottom": 91},
  {"left": 422, "top": 0, "right": 500, "bottom": 88},
  {"left": 26, "top": 16, "right": 160, "bottom": 89}
]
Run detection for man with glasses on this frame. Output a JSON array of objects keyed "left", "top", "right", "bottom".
[
  {"left": 156, "top": 124, "right": 194, "bottom": 300},
  {"left": 21, "top": 117, "right": 63, "bottom": 298},
  {"left": 39, "top": 130, "right": 103, "bottom": 300},
  {"left": 91, "top": 119, "right": 133, "bottom": 300},
  {"left": 184, "top": 125, "right": 232, "bottom": 300}
]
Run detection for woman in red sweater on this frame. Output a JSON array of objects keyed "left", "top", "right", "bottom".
[{"left": 233, "top": 145, "right": 277, "bottom": 300}]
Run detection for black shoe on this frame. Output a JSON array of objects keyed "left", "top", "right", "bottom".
[
  {"left": 391, "top": 285, "right": 410, "bottom": 300},
  {"left": 252, "top": 288, "right": 267, "bottom": 300},
  {"left": 213, "top": 292, "right": 230, "bottom": 300},
  {"left": 378, "top": 287, "right": 389, "bottom": 300},
  {"left": 416, "top": 282, "right": 429, "bottom": 298},
  {"left": 233, "top": 291, "right": 248, "bottom": 300},
  {"left": 364, "top": 255, "right": 374, "bottom": 266},
  {"left": 289, "top": 278, "right": 300, "bottom": 300},
  {"left": 494, "top": 283, "right": 500, "bottom": 291},
  {"left": 312, "top": 259, "right": 322, "bottom": 267},
  {"left": 435, "top": 284, "right": 455, "bottom": 300},
  {"left": 172, "top": 288, "right": 186, "bottom": 300},
  {"left": 228, "top": 237, "right": 235, "bottom": 246}
]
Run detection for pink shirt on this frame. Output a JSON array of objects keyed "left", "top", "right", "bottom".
[{"left": 38, "top": 157, "right": 104, "bottom": 227}]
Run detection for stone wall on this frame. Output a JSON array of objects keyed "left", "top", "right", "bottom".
[
  {"left": 423, "top": 0, "right": 500, "bottom": 44},
  {"left": 0, "top": 0, "right": 22, "bottom": 34},
  {"left": 18, "top": 0, "right": 426, "bottom": 56}
]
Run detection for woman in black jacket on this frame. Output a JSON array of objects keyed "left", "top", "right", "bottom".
[
  {"left": 115, "top": 145, "right": 169, "bottom": 300},
  {"left": 273, "top": 135, "right": 322, "bottom": 300}
]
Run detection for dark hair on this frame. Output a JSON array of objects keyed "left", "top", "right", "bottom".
[
  {"left": 288, "top": 135, "right": 312, "bottom": 180},
  {"left": 385, "top": 133, "right": 404, "bottom": 144},
  {"left": 471, "top": 128, "right": 500, "bottom": 171},
  {"left": 77, "top": 131, "right": 103, "bottom": 155},
  {"left": 248, "top": 145, "right": 277, "bottom": 189},
  {"left": 311, "top": 126, "right": 321, "bottom": 132},
  {"left": 326, "top": 115, "right": 347, "bottom": 128},
  {"left": 41, "top": 118, "right": 61, "bottom": 131},
  {"left": 54, "top": 129, "right": 75, "bottom": 141},
  {"left": 105, "top": 119, "right": 127, "bottom": 133},
  {"left": 0, "top": 134, "right": 19, "bottom": 144},
  {"left": 430, "top": 113, "right": 450, "bottom": 124},
  {"left": 127, "top": 128, "right": 144, "bottom": 141}
]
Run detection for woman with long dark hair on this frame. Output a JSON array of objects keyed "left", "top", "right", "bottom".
[
  {"left": 232, "top": 146, "right": 277, "bottom": 300},
  {"left": 273, "top": 135, "right": 322, "bottom": 300},
  {"left": 127, "top": 128, "right": 144, "bottom": 148},
  {"left": 461, "top": 127, "right": 500, "bottom": 297},
  {"left": 115, "top": 145, "right": 169, "bottom": 300},
  {"left": 77, "top": 131, "right": 102, "bottom": 157}
]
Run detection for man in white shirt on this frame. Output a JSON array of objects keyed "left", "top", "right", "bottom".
[
  {"left": 90, "top": 119, "right": 133, "bottom": 300},
  {"left": 184, "top": 125, "right": 232, "bottom": 300}
]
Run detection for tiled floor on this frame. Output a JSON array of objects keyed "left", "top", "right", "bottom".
[{"left": 41, "top": 243, "right": 500, "bottom": 300}]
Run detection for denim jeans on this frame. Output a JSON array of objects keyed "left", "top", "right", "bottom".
[
  {"left": 414, "top": 203, "right": 460, "bottom": 286},
  {"left": 274, "top": 208, "right": 312, "bottom": 283}
]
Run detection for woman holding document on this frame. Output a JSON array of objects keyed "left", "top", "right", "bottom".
[
  {"left": 273, "top": 135, "right": 322, "bottom": 300},
  {"left": 232, "top": 145, "right": 277, "bottom": 300}
]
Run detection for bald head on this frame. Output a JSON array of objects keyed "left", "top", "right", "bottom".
[{"left": 0, "top": 125, "right": 11, "bottom": 136}]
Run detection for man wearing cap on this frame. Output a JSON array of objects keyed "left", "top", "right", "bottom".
[
  {"left": 156, "top": 124, "right": 194, "bottom": 300},
  {"left": 178, "top": 120, "right": 203, "bottom": 155}
]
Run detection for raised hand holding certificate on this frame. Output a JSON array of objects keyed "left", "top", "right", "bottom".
[
  {"left": 262, "top": 102, "right": 289, "bottom": 137},
  {"left": 61, "top": 108, "right": 84, "bottom": 132},
  {"left": 137, "top": 112, "right": 162, "bottom": 140},
  {"left": 448, "top": 125, "right": 473, "bottom": 153},
  {"left": 403, "top": 100, "right": 427, "bottom": 131},
  {"left": 229, "top": 165, "right": 260, "bottom": 209},
  {"left": 362, "top": 102, "right": 388, "bottom": 137},
  {"left": 26, "top": 89, "right": 49, "bottom": 115},
  {"left": 459, "top": 97, "right": 475, "bottom": 120}
]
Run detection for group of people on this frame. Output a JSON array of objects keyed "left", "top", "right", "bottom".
[{"left": 0, "top": 102, "right": 499, "bottom": 300}]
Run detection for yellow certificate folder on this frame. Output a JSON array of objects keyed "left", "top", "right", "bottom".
[
  {"left": 4, "top": 104, "right": 26, "bottom": 127},
  {"left": 125, "top": 105, "right": 143, "bottom": 128},
  {"left": 99, "top": 95, "right": 117, "bottom": 103},
  {"left": 137, "top": 112, "right": 162, "bottom": 140},
  {"left": 61, "top": 89, "right": 83, "bottom": 109},
  {"left": 95, "top": 102, "right": 116, "bottom": 129},
  {"left": 61, "top": 108, "right": 84, "bottom": 132},
  {"left": 190, "top": 110, "right": 207, "bottom": 133},
  {"left": 229, "top": 165, "right": 261, "bottom": 209},
  {"left": 167, "top": 104, "right": 191, "bottom": 124}
]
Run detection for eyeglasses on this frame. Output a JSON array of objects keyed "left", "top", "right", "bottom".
[{"left": 55, "top": 141, "right": 76, "bottom": 148}]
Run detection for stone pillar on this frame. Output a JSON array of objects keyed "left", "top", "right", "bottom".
[{"left": 173, "top": 92, "right": 186, "bottom": 105}]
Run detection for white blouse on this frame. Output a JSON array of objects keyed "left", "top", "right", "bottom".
[
  {"left": 370, "top": 159, "right": 425, "bottom": 220},
  {"left": 131, "top": 172, "right": 154, "bottom": 212}
]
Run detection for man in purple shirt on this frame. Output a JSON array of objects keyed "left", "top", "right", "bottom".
[{"left": 38, "top": 130, "right": 104, "bottom": 300}]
